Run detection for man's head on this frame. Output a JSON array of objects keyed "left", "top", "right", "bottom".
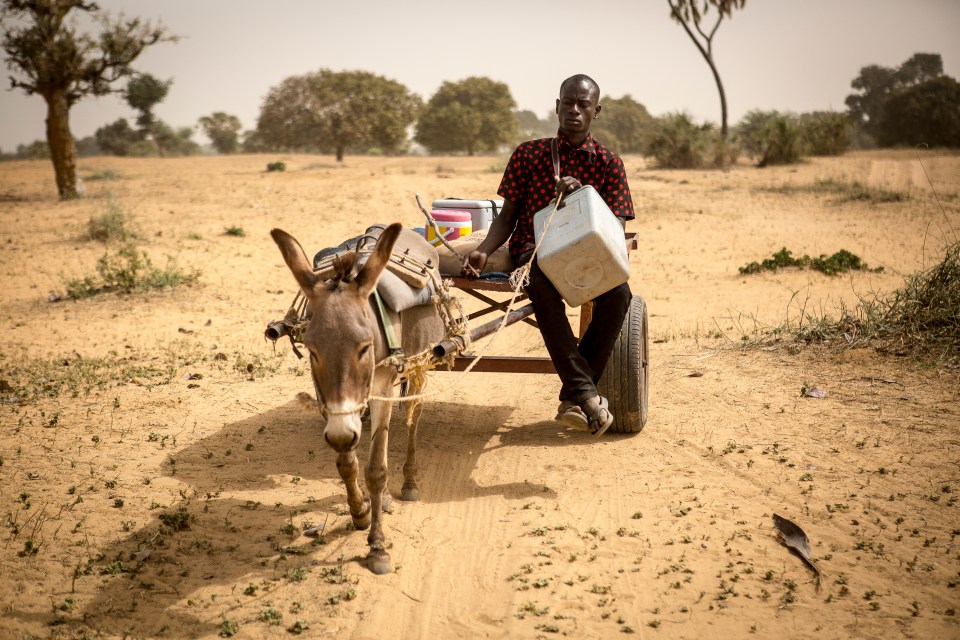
[{"left": 556, "top": 74, "right": 601, "bottom": 141}]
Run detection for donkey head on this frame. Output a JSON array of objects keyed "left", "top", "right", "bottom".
[{"left": 271, "top": 223, "right": 402, "bottom": 452}]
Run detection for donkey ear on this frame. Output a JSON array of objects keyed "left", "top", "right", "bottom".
[
  {"left": 271, "top": 229, "right": 320, "bottom": 296},
  {"left": 355, "top": 222, "right": 402, "bottom": 298}
]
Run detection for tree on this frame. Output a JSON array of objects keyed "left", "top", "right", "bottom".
[
  {"left": 846, "top": 53, "right": 943, "bottom": 142},
  {"left": 1, "top": 0, "right": 174, "bottom": 198},
  {"left": 124, "top": 73, "right": 172, "bottom": 151},
  {"left": 152, "top": 122, "right": 199, "bottom": 156},
  {"left": 16, "top": 139, "right": 50, "bottom": 159},
  {"left": 667, "top": 0, "right": 746, "bottom": 142},
  {"left": 845, "top": 64, "right": 900, "bottom": 142},
  {"left": 877, "top": 76, "right": 960, "bottom": 148},
  {"left": 514, "top": 109, "right": 554, "bottom": 142},
  {"left": 590, "top": 95, "right": 655, "bottom": 154},
  {"left": 416, "top": 77, "right": 517, "bottom": 155},
  {"left": 198, "top": 111, "right": 242, "bottom": 154},
  {"left": 897, "top": 52, "right": 943, "bottom": 86},
  {"left": 95, "top": 118, "right": 138, "bottom": 156},
  {"left": 241, "top": 129, "right": 268, "bottom": 153},
  {"left": 256, "top": 69, "right": 420, "bottom": 161}
]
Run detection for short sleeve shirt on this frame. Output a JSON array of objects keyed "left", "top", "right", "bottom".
[{"left": 498, "top": 130, "right": 634, "bottom": 263}]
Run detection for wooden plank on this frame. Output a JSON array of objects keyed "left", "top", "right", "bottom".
[{"left": 440, "top": 356, "right": 556, "bottom": 374}]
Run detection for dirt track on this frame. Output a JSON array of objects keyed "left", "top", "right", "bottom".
[{"left": 1, "top": 151, "right": 959, "bottom": 639}]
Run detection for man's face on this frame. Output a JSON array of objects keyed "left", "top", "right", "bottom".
[{"left": 555, "top": 80, "right": 601, "bottom": 138}]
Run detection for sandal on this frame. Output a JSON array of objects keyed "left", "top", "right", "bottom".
[
  {"left": 555, "top": 401, "right": 588, "bottom": 429},
  {"left": 584, "top": 396, "right": 613, "bottom": 437}
]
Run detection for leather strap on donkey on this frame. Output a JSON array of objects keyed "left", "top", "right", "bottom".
[{"left": 372, "top": 287, "right": 405, "bottom": 372}]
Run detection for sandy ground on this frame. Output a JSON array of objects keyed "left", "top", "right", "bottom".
[{"left": 1, "top": 150, "right": 959, "bottom": 639}]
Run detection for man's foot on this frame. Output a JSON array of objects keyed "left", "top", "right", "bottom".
[
  {"left": 555, "top": 400, "right": 588, "bottom": 429},
  {"left": 582, "top": 395, "right": 613, "bottom": 437}
]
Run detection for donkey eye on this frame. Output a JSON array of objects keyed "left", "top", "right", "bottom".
[{"left": 358, "top": 344, "right": 371, "bottom": 360}]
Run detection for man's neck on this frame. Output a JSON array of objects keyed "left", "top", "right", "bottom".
[{"left": 560, "top": 129, "right": 590, "bottom": 148}]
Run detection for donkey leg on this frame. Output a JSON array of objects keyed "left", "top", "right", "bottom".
[
  {"left": 400, "top": 399, "right": 424, "bottom": 502},
  {"left": 364, "top": 400, "right": 392, "bottom": 574},
  {"left": 336, "top": 451, "right": 370, "bottom": 531}
]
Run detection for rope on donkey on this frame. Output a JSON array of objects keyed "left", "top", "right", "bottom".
[
  {"left": 283, "top": 188, "right": 568, "bottom": 409},
  {"left": 366, "top": 190, "right": 567, "bottom": 404}
]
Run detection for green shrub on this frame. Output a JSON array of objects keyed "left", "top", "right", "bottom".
[
  {"left": 266, "top": 161, "right": 286, "bottom": 172},
  {"left": 224, "top": 226, "right": 245, "bottom": 237},
  {"left": 740, "top": 247, "right": 883, "bottom": 276},
  {"left": 737, "top": 110, "right": 803, "bottom": 167},
  {"left": 799, "top": 111, "right": 852, "bottom": 156},
  {"left": 645, "top": 112, "right": 714, "bottom": 169},
  {"left": 64, "top": 243, "right": 200, "bottom": 298}
]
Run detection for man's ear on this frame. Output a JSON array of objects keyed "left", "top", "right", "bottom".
[
  {"left": 594, "top": 103, "right": 602, "bottom": 119},
  {"left": 555, "top": 98, "right": 560, "bottom": 115}
]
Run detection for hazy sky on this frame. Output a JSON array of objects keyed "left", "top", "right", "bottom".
[{"left": 1, "top": 0, "right": 958, "bottom": 151}]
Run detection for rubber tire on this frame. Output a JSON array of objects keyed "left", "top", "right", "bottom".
[{"left": 597, "top": 295, "right": 649, "bottom": 434}]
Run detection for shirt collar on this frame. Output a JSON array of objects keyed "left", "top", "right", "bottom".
[{"left": 556, "top": 129, "right": 598, "bottom": 155}]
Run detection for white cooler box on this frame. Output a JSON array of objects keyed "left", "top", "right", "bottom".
[
  {"left": 533, "top": 185, "right": 630, "bottom": 307},
  {"left": 431, "top": 198, "right": 503, "bottom": 233}
]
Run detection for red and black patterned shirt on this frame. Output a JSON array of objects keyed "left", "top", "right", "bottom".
[{"left": 498, "top": 130, "right": 634, "bottom": 263}]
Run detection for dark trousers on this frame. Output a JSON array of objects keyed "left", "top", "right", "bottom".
[{"left": 524, "top": 256, "right": 632, "bottom": 406}]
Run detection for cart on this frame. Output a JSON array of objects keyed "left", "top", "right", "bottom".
[
  {"left": 432, "top": 232, "right": 649, "bottom": 434},
  {"left": 265, "top": 231, "right": 649, "bottom": 434}
]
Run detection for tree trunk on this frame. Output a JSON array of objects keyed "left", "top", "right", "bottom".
[
  {"left": 45, "top": 91, "right": 79, "bottom": 199},
  {"left": 706, "top": 54, "right": 729, "bottom": 140},
  {"left": 336, "top": 145, "right": 344, "bottom": 162}
]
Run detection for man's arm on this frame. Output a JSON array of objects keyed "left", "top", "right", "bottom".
[{"left": 461, "top": 199, "right": 517, "bottom": 277}]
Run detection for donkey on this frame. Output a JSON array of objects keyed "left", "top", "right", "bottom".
[{"left": 271, "top": 223, "right": 445, "bottom": 574}]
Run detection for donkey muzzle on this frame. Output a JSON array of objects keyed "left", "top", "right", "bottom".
[{"left": 324, "top": 413, "right": 362, "bottom": 452}]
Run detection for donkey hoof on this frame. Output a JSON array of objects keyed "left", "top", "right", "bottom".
[
  {"left": 366, "top": 549, "right": 392, "bottom": 575},
  {"left": 400, "top": 486, "right": 420, "bottom": 502}
]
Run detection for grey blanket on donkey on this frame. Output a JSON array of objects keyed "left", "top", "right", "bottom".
[{"left": 313, "top": 225, "right": 440, "bottom": 313}]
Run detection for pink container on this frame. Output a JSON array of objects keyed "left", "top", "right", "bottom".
[{"left": 426, "top": 209, "right": 472, "bottom": 246}]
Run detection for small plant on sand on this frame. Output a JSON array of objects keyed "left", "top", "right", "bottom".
[
  {"left": 739, "top": 247, "right": 882, "bottom": 276},
  {"left": 159, "top": 507, "right": 195, "bottom": 532},
  {"left": 218, "top": 618, "right": 238, "bottom": 637},
  {"left": 87, "top": 200, "right": 137, "bottom": 242},
  {"left": 266, "top": 161, "right": 286, "bottom": 172},
  {"left": 64, "top": 242, "right": 200, "bottom": 298},
  {"left": 224, "top": 226, "right": 245, "bottom": 237}
]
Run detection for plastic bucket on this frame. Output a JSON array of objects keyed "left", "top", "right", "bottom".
[
  {"left": 426, "top": 209, "right": 472, "bottom": 246},
  {"left": 431, "top": 199, "right": 502, "bottom": 232}
]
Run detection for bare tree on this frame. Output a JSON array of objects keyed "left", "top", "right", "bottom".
[
  {"left": 1, "top": 0, "right": 175, "bottom": 198},
  {"left": 667, "top": 0, "right": 745, "bottom": 140}
]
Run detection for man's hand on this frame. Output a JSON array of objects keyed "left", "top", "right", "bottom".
[
  {"left": 461, "top": 249, "right": 487, "bottom": 278},
  {"left": 556, "top": 176, "right": 582, "bottom": 198}
]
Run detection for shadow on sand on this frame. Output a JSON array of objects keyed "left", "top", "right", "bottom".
[{"left": 60, "top": 393, "right": 617, "bottom": 636}]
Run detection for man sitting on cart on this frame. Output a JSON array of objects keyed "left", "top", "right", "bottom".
[{"left": 462, "top": 73, "right": 634, "bottom": 436}]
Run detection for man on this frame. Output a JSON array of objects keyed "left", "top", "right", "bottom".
[{"left": 462, "top": 74, "right": 634, "bottom": 436}]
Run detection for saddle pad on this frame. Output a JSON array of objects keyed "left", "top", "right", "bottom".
[{"left": 311, "top": 226, "right": 440, "bottom": 313}]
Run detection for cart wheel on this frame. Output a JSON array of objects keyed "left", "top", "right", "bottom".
[{"left": 597, "top": 295, "right": 649, "bottom": 434}]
